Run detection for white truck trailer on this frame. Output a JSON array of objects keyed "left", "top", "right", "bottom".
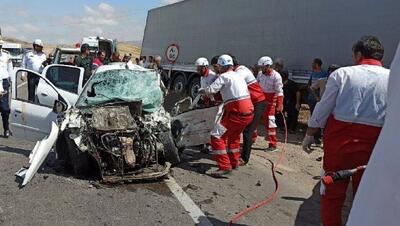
[{"left": 141, "top": 0, "right": 400, "bottom": 98}]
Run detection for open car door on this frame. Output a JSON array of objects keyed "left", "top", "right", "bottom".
[
  {"left": 10, "top": 68, "right": 70, "bottom": 142},
  {"left": 37, "top": 64, "right": 84, "bottom": 106}
]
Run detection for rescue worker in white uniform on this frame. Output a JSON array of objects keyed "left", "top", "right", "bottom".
[
  {"left": 302, "top": 36, "right": 389, "bottom": 226},
  {"left": 195, "top": 57, "right": 218, "bottom": 107},
  {"left": 200, "top": 55, "right": 254, "bottom": 178},
  {"left": 257, "top": 56, "right": 284, "bottom": 152},
  {"left": 0, "top": 38, "right": 13, "bottom": 137},
  {"left": 22, "top": 39, "right": 47, "bottom": 102}
]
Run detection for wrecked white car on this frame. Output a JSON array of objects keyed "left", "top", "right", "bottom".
[
  {"left": 170, "top": 95, "right": 223, "bottom": 152},
  {"left": 12, "top": 64, "right": 179, "bottom": 186}
]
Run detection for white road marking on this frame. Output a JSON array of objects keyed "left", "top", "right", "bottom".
[
  {"left": 165, "top": 177, "right": 213, "bottom": 226},
  {"left": 17, "top": 82, "right": 27, "bottom": 88}
]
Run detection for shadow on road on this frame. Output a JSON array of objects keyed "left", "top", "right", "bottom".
[
  {"left": 197, "top": 216, "right": 249, "bottom": 226},
  {"left": 0, "top": 145, "right": 30, "bottom": 157},
  {"left": 283, "top": 182, "right": 321, "bottom": 226},
  {"left": 177, "top": 147, "right": 215, "bottom": 175}
]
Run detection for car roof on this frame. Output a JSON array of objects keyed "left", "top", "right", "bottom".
[
  {"left": 57, "top": 47, "right": 80, "bottom": 53},
  {"left": 95, "top": 63, "right": 154, "bottom": 74}
]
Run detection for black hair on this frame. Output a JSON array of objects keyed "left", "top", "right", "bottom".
[
  {"left": 352, "top": 35, "right": 384, "bottom": 61},
  {"left": 313, "top": 58, "right": 323, "bottom": 67},
  {"left": 328, "top": 64, "right": 340, "bottom": 74},
  {"left": 211, "top": 55, "right": 220, "bottom": 65},
  {"left": 80, "top": 44, "right": 90, "bottom": 53},
  {"left": 97, "top": 49, "right": 105, "bottom": 56}
]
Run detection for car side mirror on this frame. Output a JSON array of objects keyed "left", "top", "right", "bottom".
[{"left": 53, "top": 100, "right": 67, "bottom": 113}]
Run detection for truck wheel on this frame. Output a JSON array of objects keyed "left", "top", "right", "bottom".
[
  {"left": 172, "top": 74, "right": 186, "bottom": 94},
  {"left": 159, "top": 131, "right": 181, "bottom": 165},
  {"left": 188, "top": 77, "right": 201, "bottom": 99}
]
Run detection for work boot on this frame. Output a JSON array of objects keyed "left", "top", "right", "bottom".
[
  {"left": 314, "top": 138, "right": 322, "bottom": 146},
  {"left": 239, "top": 158, "right": 248, "bottom": 166},
  {"left": 4, "top": 130, "right": 10, "bottom": 138},
  {"left": 265, "top": 146, "right": 278, "bottom": 153},
  {"left": 208, "top": 169, "right": 232, "bottom": 178}
]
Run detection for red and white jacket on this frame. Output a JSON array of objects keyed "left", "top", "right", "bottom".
[
  {"left": 235, "top": 65, "right": 265, "bottom": 104},
  {"left": 200, "top": 69, "right": 217, "bottom": 88},
  {"left": 257, "top": 69, "right": 284, "bottom": 109},
  {"left": 205, "top": 69, "right": 253, "bottom": 113},
  {"left": 257, "top": 69, "right": 284, "bottom": 96}
]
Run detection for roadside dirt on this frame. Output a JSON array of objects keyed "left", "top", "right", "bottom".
[{"left": 0, "top": 93, "right": 353, "bottom": 226}]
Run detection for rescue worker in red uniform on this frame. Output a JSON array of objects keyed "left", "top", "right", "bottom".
[
  {"left": 200, "top": 54, "right": 254, "bottom": 178},
  {"left": 257, "top": 56, "right": 284, "bottom": 152},
  {"left": 302, "top": 36, "right": 389, "bottom": 226},
  {"left": 230, "top": 55, "right": 266, "bottom": 164}
]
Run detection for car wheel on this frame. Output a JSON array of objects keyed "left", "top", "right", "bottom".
[
  {"left": 172, "top": 74, "right": 186, "bottom": 94},
  {"left": 159, "top": 131, "right": 180, "bottom": 165},
  {"left": 188, "top": 77, "right": 201, "bottom": 99}
]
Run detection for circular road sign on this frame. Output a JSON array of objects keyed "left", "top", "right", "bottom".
[{"left": 165, "top": 44, "right": 179, "bottom": 63}]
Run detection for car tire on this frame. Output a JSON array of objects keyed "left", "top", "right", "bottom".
[
  {"left": 172, "top": 74, "right": 186, "bottom": 94},
  {"left": 159, "top": 131, "right": 181, "bottom": 165},
  {"left": 188, "top": 76, "right": 201, "bottom": 99}
]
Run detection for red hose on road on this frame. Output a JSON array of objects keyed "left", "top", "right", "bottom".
[{"left": 228, "top": 112, "right": 288, "bottom": 225}]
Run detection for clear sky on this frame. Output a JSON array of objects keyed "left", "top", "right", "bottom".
[{"left": 0, "top": 0, "right": 183, "bottom": 44}]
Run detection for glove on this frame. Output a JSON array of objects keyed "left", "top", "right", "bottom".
[
  {"left": 302, "top": 135, "right": 314, "bottom": 153},
  {"left": 276, "top": 96, "right": 284, "bottom": 112}
]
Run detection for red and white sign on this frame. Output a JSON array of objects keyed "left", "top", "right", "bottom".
[{"left": 165, "top": 44, "right": 179, "bottom": 63}]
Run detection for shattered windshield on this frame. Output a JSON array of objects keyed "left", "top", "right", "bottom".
[{"left": 75, "top": 69, "right": 163, "bottom": 112}]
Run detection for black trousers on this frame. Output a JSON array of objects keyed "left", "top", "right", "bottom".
[
  {"left": 0, "top": 79, "right": 10, "bottom": 131},
  {"left": 286, "top": 105, "right": 299, "bottom": 131},
  {"left": 241, "top": 101, "right": 267, "bottom": 163},
  {"left": 27, "top": 75, "right": 39, "bottom": 102}
]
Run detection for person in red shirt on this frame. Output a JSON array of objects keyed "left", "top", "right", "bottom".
[{"left": 92, "top": 50, "right": 105, "bottom": 70}]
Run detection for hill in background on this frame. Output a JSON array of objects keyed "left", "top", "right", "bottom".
[{"left": 3, "top": 37, "right": 141, "bottom": 58}]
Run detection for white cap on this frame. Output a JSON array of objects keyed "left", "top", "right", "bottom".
[
  {"left": 195, "top": 57, "right": 209, "bottom": 66},
  {"left": 155, "top": 55, "right": 162, "bottom": 61},
  {"left": 33, "top": 39, "right": 43, "bottom": 47},
  {"left": 258, "top": 56, "right": 273, "bottom": 67},
  {"left": 217, "top": 54, "right": 233, "bottom": 67}
]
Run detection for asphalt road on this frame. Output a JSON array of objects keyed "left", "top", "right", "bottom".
[{"left": 0, "top": 92, "right": 331, "bottom": 226}]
